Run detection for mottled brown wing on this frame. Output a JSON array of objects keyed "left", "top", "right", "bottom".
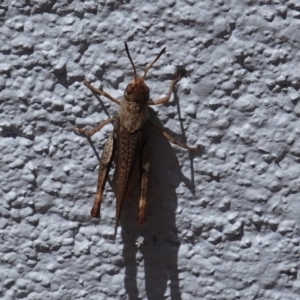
[{"left": 114, "top": 118, "right": 146, "bottom": 236}]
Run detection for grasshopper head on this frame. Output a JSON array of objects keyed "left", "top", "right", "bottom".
[
  {"left": 124, "top": 42, "right": 166, "bottom": 104},
  {"left": 124, "top": 78, "right": 150, "bottom": 104}
]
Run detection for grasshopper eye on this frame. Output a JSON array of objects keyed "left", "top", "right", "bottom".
[{"left": 125, "top": 84, "right": 134, "bottom": 95}]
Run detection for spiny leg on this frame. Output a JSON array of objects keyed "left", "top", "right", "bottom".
[
  {"left": 150, "top": 122, "right": 197, "bottom": 150},
  {"left": 138, "top": 142, "right": 150, "bottom": 224},
  {"left": 73, "top": 118, "right": 114, "bottom": 137},
  {"left": 148, "top": 73, "right": 182, "bottom": 105},
  {"left": 83, "top": 80, "right": 121, "bottom": 105},
  {"left": 90, "top": 132, "right": 116, "bottom": 217}
]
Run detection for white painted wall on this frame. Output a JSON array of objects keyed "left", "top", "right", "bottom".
[{"left": 1, "top": 0, "right": 300, "bottom": 299}]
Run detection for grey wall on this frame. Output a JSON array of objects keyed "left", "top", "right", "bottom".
[{"left": 1, "top": 0, "right": 300, "bottom": 299}]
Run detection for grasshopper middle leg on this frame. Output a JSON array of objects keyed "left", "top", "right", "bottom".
[
  {"left": 73, "top": 118, "right": 114, "bottom": 137},
  {"left": 150, "top": 122, "right": 197, "bottom": 150}
]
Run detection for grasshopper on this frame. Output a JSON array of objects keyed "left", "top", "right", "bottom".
[{"left": 74, "top": 43, "right": 196, "bottom": 237}]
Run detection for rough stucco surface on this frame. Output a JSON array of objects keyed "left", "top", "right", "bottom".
[{"left": 1, "top": 0, "right": 300, "bottom": 299}]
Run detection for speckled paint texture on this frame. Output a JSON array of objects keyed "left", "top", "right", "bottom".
[{"left": 1, "top": 0, "right": 300, "bottom": 299}]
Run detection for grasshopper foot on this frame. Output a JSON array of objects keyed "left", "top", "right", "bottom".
[
  {"left": 189, "top": 144, "right": 201, "bottom": 151},
  {"left": 90, "top": 203, "right": 101, "bottom": 218},
  {"left": 83, "top": 79, "right": 92, "bottom": 89},
  {"left": 73, "top": 127, "right": 87, "bottom": 136},
  {"left": 137, "top": 208, "right": 147, "bottom": 224}
]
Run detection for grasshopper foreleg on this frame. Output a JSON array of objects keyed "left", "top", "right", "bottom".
[
  {"left": 138, "top": 142, "right": 150, "bottom": 224},
  {"left": 91, "top": 132, "right": 116, "bottom": 217},
  {"left": 148, "top": 74, "right": 182, "bottom": 105},
  {"left": 83, "top": 80, "right": 121, "bottom": 105}
]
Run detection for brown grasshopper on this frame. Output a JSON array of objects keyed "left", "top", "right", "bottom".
[{"left": 74, "top": 43, "right": 196, "bottom": 237}]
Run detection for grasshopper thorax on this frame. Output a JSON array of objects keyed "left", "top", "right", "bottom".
[{"left": 124, "top": 42, "right": 166, "bottom": 105}]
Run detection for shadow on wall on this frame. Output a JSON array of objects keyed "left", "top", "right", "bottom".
[{"left": 120, "top": 110, "right": 196, "bottom": 300}]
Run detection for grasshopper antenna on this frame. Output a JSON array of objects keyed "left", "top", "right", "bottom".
[
  {"left": 124, "top": 42, "right": 137, "bottom": 81},
  {"left": 143, "top": 47, "right": 166, "bottom": 79}
]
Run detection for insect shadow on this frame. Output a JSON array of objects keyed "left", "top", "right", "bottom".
[{"left": 120, "top": 108, "right": 195, "bottom": 300}]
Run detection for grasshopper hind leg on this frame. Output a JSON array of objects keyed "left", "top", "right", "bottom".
[
  {"left": 90, "top": 132, "right": 116, "bottom": 217},
  {"left": 138, "top": 142, "right": 150, "bottom": 223}
]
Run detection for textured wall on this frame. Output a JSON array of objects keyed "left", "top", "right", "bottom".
[{"left": 1, "top": 0, "right": 300, "bottom": 299}]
